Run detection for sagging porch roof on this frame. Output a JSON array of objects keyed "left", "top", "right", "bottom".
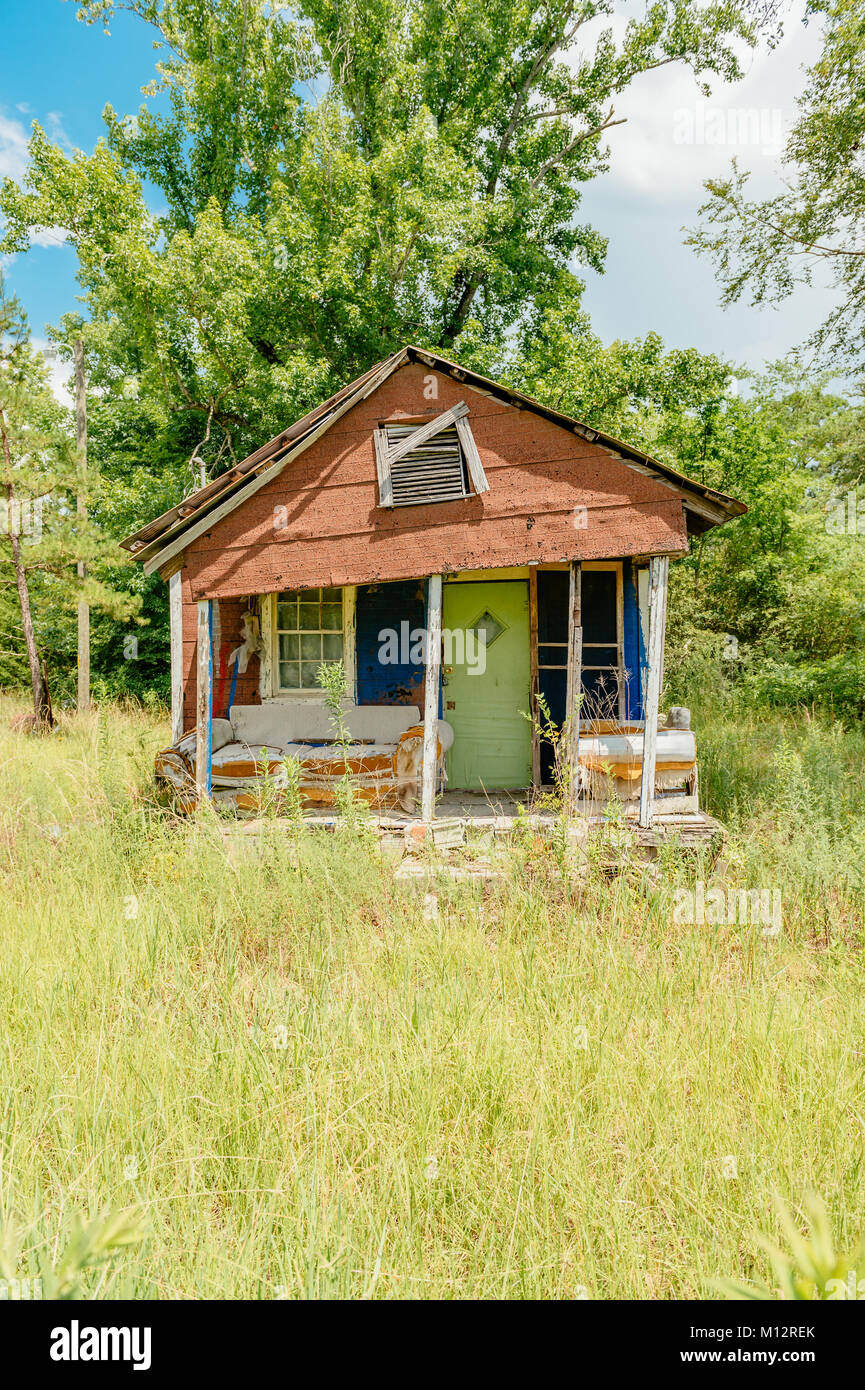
[{"left": 122, "top": 345, "right": 747, "bottom": 576}]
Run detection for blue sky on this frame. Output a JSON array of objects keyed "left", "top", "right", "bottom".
[
  {"left": 1, "top": 2, "right": 157, "bottom": 345},
  {"left": 1, "top": 0, "right": 835, "bottom": 397}
]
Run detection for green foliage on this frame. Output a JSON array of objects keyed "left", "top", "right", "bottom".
[
  {"left": 0, "top": 1208, "right": 147, "bottom": 1300},
  {"left": 1, "top": 0, "right": 757, "bottom": 485},
  {"left": 0, "top": 277, "right": 140, "bottom": 703},
  {"left": 317, "top": 658, "right": 373, "bottom": 832},
  {"left": 688, "top": 0, "right": 865, "bottom": 374},
  {"left": 717, "top": 1194, "right": 864, "bottom": 1300},
  {"left": 0, "top": 699, "right": 862, "bottom": 1297}
]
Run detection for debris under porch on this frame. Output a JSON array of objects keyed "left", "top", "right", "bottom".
[{"left": 219, "top": 792, "right": 726, "bottom": 875}]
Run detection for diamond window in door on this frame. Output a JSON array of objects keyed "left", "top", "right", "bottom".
[{"left": 468, "top": 608, "right": 507, "bottom": 649}]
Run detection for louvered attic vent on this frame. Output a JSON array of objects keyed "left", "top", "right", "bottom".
[
  {"left": 385, "top": 424, "right": 466, "bottom": 505},
  {"left": 373, "top": 400, "right": 490, "bottom": 509}
]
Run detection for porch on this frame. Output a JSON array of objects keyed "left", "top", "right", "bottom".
[
  {"left": 218, "top": 795, "right": 726, "bottom": 878},
  {"left": 177, "top": 553, "right": 695, "bottom": 832}
]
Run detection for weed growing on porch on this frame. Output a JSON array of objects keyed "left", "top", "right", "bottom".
[
  {"left": 0, "top": 698, "right": 862, "bottom": 1298},
  {"left": 522, "top": 691, "right": 572, "bottom": 867},
  {"left": 317, "top": 659, "right": 374, "bottom": 839}
]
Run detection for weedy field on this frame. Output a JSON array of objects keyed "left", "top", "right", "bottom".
[{"left": 0, "top": 696, "right": 863, "bottom": 1299}]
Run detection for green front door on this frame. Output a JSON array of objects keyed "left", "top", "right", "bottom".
[{"left": 442, "top": 580, "right": 532, "bottom": 790}]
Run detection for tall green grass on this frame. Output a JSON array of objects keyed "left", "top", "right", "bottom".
[{"left": 0, "top": 697, "right": 862, "bottom": 1298}]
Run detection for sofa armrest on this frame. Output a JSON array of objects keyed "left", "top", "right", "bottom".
[
  {"left": 173, "top": 718, "right": 234, "bottom": 756},
  {"left": 393, "top": 720, "right": 453, "bottom": 812}
]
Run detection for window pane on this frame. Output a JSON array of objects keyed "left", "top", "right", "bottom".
[
  {"left": 582, "top": 646, "right": 619, "bottom": 667},
  {"left": 277, "top": 599, "right": 298, "bottom": 629},
  {"left": 321, "top": 603, "right": 342, "bottom": 631},
  {"left": 300, "top": 662, "right": 322, "bottom": 689},
  {"left": 299, "top": 602, "right": 319, "bottom": 630},
  {"left": 322, "top": 633, "right": 343, "bottom": 661},
  {"left": 582, "top": 571, "right": 618, "bottom": 644},
  {"left": 538, "top": 644, "right": 566, "bottom": 667},
  {"left": 321, "top": 587, "right": 341, "bottom": 604},
  {"left": 301, "top": 632, "right": 322, "bottom": 661},
  {"left": 537, "top": 571, "right": 569, "bottom": 644},
  {"left": 279, "top": 633, "right": 300, "bottom": 662},
  {"left": 279, "top": 661, "right": 300, "bottom": 689}
]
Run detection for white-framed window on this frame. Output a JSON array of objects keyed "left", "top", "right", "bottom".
[{"left": 263, "top": 587, "right": 356, "bottom": 698}]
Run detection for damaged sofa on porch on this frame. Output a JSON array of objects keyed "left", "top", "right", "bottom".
[
  {"left": 576, "top": 708, "right": 699, "bottom": 814},
  {"left": 155, "top": 702, "right": 454, "bottom": 815}
]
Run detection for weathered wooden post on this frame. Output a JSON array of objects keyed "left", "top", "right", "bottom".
[
  {"left": 638, "top": 555, "right": 669, "bottom": 828},
  {"left": 195, "top": 598, "right": 213, "bottom": 801},
  {"left": 421, "top": 575, "right": 443, "bottom": 822},
  {"left": 565, "top": 560, "right": 582, "bottom": 814},
  {"left": 169, "top": 568, "right": 184, "bottom": 746},
  {"left": 528, "top": 565, "right": 541, "bottom": 787},
  {"left": 73, "top": 338, "right": 89, "bottom": 713}
]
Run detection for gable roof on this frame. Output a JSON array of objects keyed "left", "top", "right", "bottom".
[{"left": 122, "top": 345, "right": 746, "bottom": 576}]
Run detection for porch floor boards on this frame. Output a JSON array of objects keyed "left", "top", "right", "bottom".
[{"left": 227, "top": 795, "right": 725, "bottom": 854}]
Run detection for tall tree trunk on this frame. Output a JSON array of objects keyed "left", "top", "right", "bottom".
[
  {"left": 74, "top": 337, "right": 90, "bottom": 713},
  {"left": 6, "top": 483, "right": 49, "bottom": 723},
  {"left": 1, "top": 408, "right": 50, "bottom": 726}
]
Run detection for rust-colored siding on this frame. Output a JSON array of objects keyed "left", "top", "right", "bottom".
[{"left": 180, "top": 363, "right": 686, "bottom": 603}]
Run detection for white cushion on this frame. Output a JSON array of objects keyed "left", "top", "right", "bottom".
[
  {"left": 229, "top": 702, "right": 420, "bottom": 749},
  {"left": 283, "top": 742, "right": 398, "bottom": 763},
  {"left": 580, "top": 729, "right": 696, "bottom": 763}
]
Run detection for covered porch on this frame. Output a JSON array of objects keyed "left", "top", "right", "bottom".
[{"left": 173, "top": 551, "right": 694, "bottom": 833}]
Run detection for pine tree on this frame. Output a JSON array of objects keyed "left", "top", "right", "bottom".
[{"left": 0, "top": 277, "right": 138, "bottom": 727}]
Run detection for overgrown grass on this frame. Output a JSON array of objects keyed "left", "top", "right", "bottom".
[{"left": 0, "top": 696, "right": 862, "bottom": 1298}]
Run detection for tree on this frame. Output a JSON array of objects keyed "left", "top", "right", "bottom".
[
  {"left": 687, "top": 0, "right": 865, "bottom": 375},
  {"left": 1, "top": 0, "right": 759, "bottom": 494},
  {"left": 0, "top": 280, "right": 138, "bottom": 724},
  {"left": 504, "top": 305, "right": 865, "bottom": 716},
  {"left": 0, "top": 291, "right": 54, "bottom": 725}
]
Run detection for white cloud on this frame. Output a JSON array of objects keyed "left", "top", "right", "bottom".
[
  {"left": 45, "top": 110, "right": 75, "bottom": 153},
  {"left": 33, "top": 337, "right": 73, "bottom": 408},
  {"left": 569, "top": 2, "right": 821, "bottom": 205},
  {"left": 30, "top": 226, "right": 71, "bottom": 248},
  {"left": 562, "top": 2, "right": 836, "bottom": 372},
  {"left": 0, "top": 112, "right": 32, "bottom": 183}
]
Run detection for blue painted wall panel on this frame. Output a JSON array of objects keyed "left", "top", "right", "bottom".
[
  {"left": 623, "top": 559, "right": 645, "bottom": 719},
  {"left": 356, "top": 580, "right": 427, "bottom": 709}
]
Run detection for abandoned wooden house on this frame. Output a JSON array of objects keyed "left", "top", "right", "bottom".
[{"left": 122, "top": 346, "right": 745, "bottom": 832}]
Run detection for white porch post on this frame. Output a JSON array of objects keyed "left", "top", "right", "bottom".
[
  {"left": 638, "top": 555, "right": 669, "bottom": 828},
  {"left": 421, "top": 575, "right": 443, "bottom": 822},
  {"left": 565, "top": 561, "right": 582, "bottom": 815},
  {"left": 169, "top": 569, "right": 184, "bottom": 746},
  {"left": 195, "top": 598, "right": 213, "bottom": 801}
]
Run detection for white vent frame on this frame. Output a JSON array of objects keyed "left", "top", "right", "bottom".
[{"left": 374, "top": 401, "right": 489, "bottom": 509}]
